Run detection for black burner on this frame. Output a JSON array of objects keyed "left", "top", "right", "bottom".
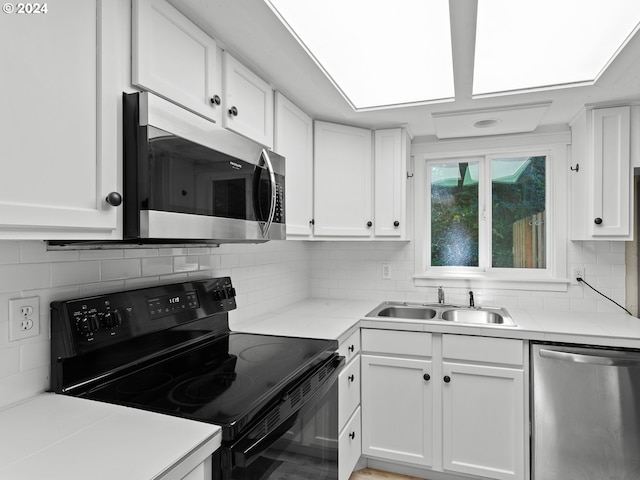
[
  {"left": 170, "top": 371, "right": 254, "bottom": 406},
  {"left": 116, "top": 372, "right": 173, "bottom": 395}
]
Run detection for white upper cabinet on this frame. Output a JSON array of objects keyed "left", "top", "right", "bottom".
[
  {"left": 274, "top": 93, "right": 313, "bottom": 237},
  {"left": 374, "top": 128, "right": 409, "bottom": 238},
  {"left": 314, "top": 122, "right": 373, "bottom": 237},
  {"left": 0, "top": 0, "right": 121, "bottom": 239},
  {"left": 570, "top": 105, "right": 633, "bottom": 240},
  {"left": 132, "top": 0, "right": 222, "bottom": 123},
  {"left": 223, "top": 52, "right": 274, "bottom": 149}
]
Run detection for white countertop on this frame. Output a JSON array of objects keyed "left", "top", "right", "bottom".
[
  {"left": 233, "top": 298, "right": 640, "bottom": 349},
  {"left": 0, "top": 394, "right": 221, "bottom": 480}
]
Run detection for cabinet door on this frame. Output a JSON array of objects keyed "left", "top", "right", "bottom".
[
  {"left": 314, "top": 122, "right": 373, "bottom": 237},
  {"left": 339, "top": 356, "right": 360, "bottom": 431},
  {"left": 223, "top": 52, "right": 274, "bottom": 148},
  {"left": 441, "top": 362, "right": 524, "bottom": 480},
  {"left": 592, "top": 106, "right": 631, "bottom": 237},
  {"left": 361, "top": 355, "right": 433, "bottom": 467},
  {"left": 374, "top": 129, "right": 407, "bottom": 238},
  {"left": 274, "top": 93, "right": 313, "bottom": 236},
  {"left": 339, "top": 407, "right": 362, "bottom": 480},
  {"left": 0, "top": 0, "right": 119, "bottom": 239},
  {"left": 133, "top": 0, "right": 222, "bottom": 123}
]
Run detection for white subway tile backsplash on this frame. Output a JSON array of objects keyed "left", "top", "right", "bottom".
[
  {"left": 0, "top": 347, "right": 20, "bottom": 377},
  {"left": 101, "top": 258, "right": 142, "bottom": 281},
  {"left": 51, "top": 261, "right": 100, "bottom": 287},
  {"left": 0, "top": 242, "right": 20, "bottom": 264},
  {"left": 0, "top": 264, "right": 50, "bottom": 292},
  {"left": 20, "top": 341, "right": 49, "bottom": 371},
  {"left": 141, "top": 257, "right": 173, "bottom": 276},
  {"left": 173, "top": 255, "right": 199, "bottom": 272}
]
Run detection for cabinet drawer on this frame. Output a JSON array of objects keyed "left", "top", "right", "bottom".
[
  {"left": 362, "top": 329, "right": 432, "bottom": 357},
  {"left": 339, "top": 356, "right": 360, "bottom": 431},
  {"left": 339, "top": 407, "right": 361, "bottom": 480},
  {"left": 443, "top": 334, "right": 523, "bottom": 365},
  {"left": 338, "top": 330, "right": 361, "bottom": 363}
]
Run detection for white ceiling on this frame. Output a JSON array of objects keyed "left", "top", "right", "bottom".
[{"left": 168, "top": 0, "right": 640, "bottom": 139}]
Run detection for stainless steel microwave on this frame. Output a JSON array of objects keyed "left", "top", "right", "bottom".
[{"left": 123, "top": 92, "right": 285, "bottom": 244}]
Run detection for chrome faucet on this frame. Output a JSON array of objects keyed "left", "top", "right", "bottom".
[
  {"left": 437, "top": 286, "right": 445, "bottom": 304},
  {"left": 469, "top": 291, "right": 475, "bottom": 308}
]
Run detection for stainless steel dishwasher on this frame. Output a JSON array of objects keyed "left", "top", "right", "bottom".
[{"left": 532, "top": 343, "right": 640, "bottom": 479}]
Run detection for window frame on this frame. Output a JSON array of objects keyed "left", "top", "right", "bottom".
[{"left": 413, "top": 133, "right": 570, "bottom": 292}]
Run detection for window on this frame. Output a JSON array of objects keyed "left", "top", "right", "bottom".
[
  {"left": 414, "top": 138, "right": 568, "bottom": 291},
  {"left": 429, "top": 154, "right": 547, "bottom": 270}
]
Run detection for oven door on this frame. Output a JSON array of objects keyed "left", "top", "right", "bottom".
[{"left": 216, "top": 356, "right": 343, "bottom": 480}]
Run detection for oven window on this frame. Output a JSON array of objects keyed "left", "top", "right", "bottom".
[{"left": 223, "top": 380, "right": 338, "bottom": 480}]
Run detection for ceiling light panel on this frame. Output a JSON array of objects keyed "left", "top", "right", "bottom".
[
  {"left": 265, "top": 0, "right": 454, "bottom": 109},
  {"left": 473, "top": 0, "right": 640, "bottom": 95}
]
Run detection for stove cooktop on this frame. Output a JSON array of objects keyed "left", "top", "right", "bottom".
[{"left": 77, "top": 332, "right": 336, "bottom": 436}]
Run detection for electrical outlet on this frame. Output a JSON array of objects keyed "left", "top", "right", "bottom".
[
  {"left": 9, "top": 296, "right": 40, "bottom": 341},
  {"left": 572, "top": 266, "right": 584, "bottom": 285},
  {"left": 381, "top": 263, "right": 391, "bottom": 279}
]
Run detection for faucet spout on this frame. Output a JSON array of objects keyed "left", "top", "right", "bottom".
[
  {"left": 437, "top": 286, "right": 445, "bottom": 304},
  {"left": 469, "top": 291, "right": 475, "bottom": 308}
]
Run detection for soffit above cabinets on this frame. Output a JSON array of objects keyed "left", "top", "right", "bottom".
[{"left": 431, "top": 102, "right": 552, "bottom": 139}]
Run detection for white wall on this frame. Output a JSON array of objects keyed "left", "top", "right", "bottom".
[
  {"left": 310, "top": 240, "right": 627, "bottom": 313},
  {"left": 0, "top": 240, "right": 311, "bottom": 408}
]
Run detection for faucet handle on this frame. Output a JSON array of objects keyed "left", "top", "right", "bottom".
[{"left": 469, "top": 290, "right": 475, "bottom": 308}]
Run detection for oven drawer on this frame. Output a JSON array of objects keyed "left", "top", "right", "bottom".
[
  {"left": 338, "top": 330, "right": 361, "bottom": 364},
  {"left": 339, "top": 355, "right": 361, "bottom": 431},
  {"left": 339, "top": 407, "right": 362, "bottom": 480}
]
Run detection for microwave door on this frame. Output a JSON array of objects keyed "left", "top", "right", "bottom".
[{"left": 253, "top": 149, "right": 277, "bottom": 238}]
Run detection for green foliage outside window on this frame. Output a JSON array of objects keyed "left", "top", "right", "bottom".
[{"left": 430, "top": 156, "right": 546, "bottom": 269}]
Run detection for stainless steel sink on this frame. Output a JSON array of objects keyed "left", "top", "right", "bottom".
[
  {"left": 441, "top": 308, "right": 512, "bottom": 325},
  {"left": 376, "top": 305, "right": 437, "bottom": 320},
  {"left": 366, "top": 301, "right": 516, "bottom": 327}
]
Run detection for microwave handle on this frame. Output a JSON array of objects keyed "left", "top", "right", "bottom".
[{"left": 259, "top": 149, "right": 277, "bottom": 238}]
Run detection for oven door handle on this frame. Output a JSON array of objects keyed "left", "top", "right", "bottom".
[{"left": 231, "top": 355, "right": 345, "bottom": 468}]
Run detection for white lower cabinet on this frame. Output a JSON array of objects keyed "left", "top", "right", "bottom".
[
  {"left": 361, "top": 354, "right": 433, "bottom": 467},
  {"left": 338, "top": 330, "right": 362, "bottom": 480},
  {"left": 361, "top": 329, "right": 526, "bottom": 480}
]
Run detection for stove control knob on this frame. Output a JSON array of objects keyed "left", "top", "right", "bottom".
[
  {"left": 102, "top": 310, "right": 122, "bottom": 328},
  {"left": 77, "top": 315, "right": 99, "bottom": 335},
  {"left": 225, "top": 287, "right": 236, "bottom": 299}
]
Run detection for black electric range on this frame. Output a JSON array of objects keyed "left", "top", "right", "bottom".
[{"left": 50, "top": 278, "right": 343, "bottom": 479}]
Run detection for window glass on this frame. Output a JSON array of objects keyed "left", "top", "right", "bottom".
[
  {"left": 430, "top": 160, "right": 479, "bottom": 267},
  {"left": 491, "top": 156, "right": 546, "bottom": 269}
]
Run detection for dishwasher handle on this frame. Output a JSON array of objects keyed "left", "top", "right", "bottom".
[{"left": 539, "top": 348, "right": 640, "bottom": 367}]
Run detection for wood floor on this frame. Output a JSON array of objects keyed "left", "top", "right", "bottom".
[{"left": 349, "top": 468, "right": 426, "bottom": 480}]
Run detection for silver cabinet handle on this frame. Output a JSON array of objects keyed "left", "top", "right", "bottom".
[{"left": 539, "top": 348, "right": 640, "bottom": 367}]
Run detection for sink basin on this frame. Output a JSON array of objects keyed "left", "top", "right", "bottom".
[
  {"left": 376, "top": 306, "right": 437, "bottom": 320},
  {"left": 366, "top": 302, "right": 516, "bottom": 327},
  {"left": 441, "top": 308, "right": 513, "bottom": 325}
]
